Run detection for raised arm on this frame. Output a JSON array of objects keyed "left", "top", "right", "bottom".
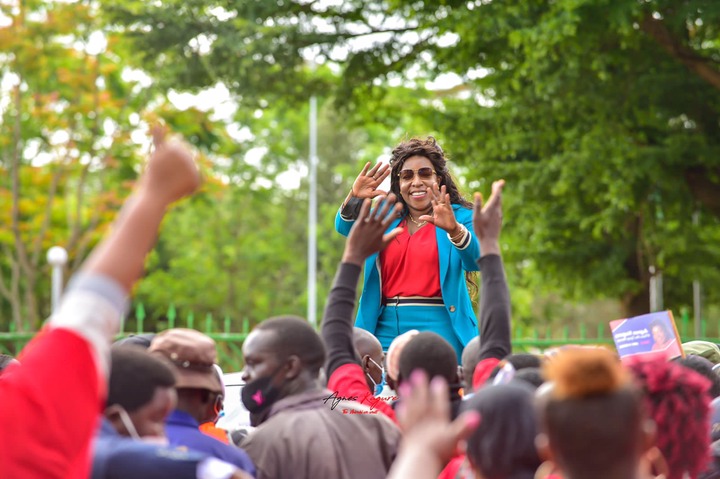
[
  {"left": 1, "top": 127, "right": 201, "bottom": 479},
  {"left": 387, "top": 372, "right": 480, "bottom": 479},
  {"left": 474, "top": 180, "right": 511, "bottom": 363},
  {"left": 322, "top": 194, "right": 403, "bottom": 377},
  {"left": 50, "top": 127, "right": 201, "bottom": 376}
]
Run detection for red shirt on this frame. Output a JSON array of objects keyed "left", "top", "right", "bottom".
[
  {"left": 327, "top": 363, "right": 398, "bottom": 424},
  {"left": 0, "top": 327, "right": 102, "bottom": 479},
  {"left": 438, "top": 455, "right": 471, "bottom": 479},
  {"left": 380, "top": 220, "right": 441, "bottom": 298},
  {"left": 472, "top": 358, "right": 501, "bottom": 390}
]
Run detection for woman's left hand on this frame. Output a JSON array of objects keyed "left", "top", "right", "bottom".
[{"left": 418, "top": 184, "right": 460, "bottom": 234}]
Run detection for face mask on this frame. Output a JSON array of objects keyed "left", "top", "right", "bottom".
[
  {"left": 366, "top": 357, "right": 386, "bottom": 396},
  {"left": 116, "top": 406, "right": 141, "bottom": 440},
  {"left": 115, "top": 406, "right": 169, "bottom": 446},
  {"left": 241, "top": 365, "right": 284, "bottom": 414}
]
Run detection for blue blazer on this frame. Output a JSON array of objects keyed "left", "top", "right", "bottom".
[{"left": 335, "top": 204, "right": 481, "bottom": 346}]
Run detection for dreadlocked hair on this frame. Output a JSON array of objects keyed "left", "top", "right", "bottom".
[{"left": 627, "top": 356, "right": 712, "bottom": 479}]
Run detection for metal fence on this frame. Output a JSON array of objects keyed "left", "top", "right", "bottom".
[{"left": 1, "top": 304, "right": 718, "bottom": 372}]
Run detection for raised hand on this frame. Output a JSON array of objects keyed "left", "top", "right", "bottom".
[
  {"left": 473, "top": 179, "right": 505, "bottom": 256},
  {"left": 140, "top": 126, "right": 202, "bottom": 205},
  {"left": 342, "top": 194, "right": 403, "bottom": 266},
  {"left": 417, "top": 184, "right": 457, "bottom": 233},
  {"left": 351, "top": 162, "right": 391, "bottom": 199},
  {"left": 388, "top": 371, "right": 481, "bottom": 479}
]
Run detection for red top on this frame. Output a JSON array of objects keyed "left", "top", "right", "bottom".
[
  {"left": 473, "top": 358, "right": 501, "bottom": 390},
  {"left": 327, "top": 363, "right": 398, "bottom": 424},
  {"left": 380, "top": 219, "right": 441, "bottom": 299},
  {"left": 438, "top": 455, "right": 471, "bottom": 479},
  {"left": 0, "top": 327, "right": 102, "bottom": 479}
]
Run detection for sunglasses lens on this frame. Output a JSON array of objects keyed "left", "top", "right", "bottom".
[
  {"left": 399, "top": 170, "right": 414, "bottom": 180},
  {"left": 418, "top": 168, "right": 434, "bottom": 179},
  {"left": 399, "top": 168, "right": 435, "bottom": 180}
]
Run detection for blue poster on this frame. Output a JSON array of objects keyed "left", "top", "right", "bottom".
[{"left": 610, "top": 311, "right": 683, "bottom": 361}]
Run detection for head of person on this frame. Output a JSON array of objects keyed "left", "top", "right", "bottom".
[
  {"left": 399, "top": 332, "right": 461, "bottom": 417},
  {"left": 513, "top": 368, "right": 544, "bottom": 390},
  {"left": 148, "top": 328, "right": 224, "bottom": 425},
  {"left": 682, "top": 340, "right": 720, "bottom": 365},
  {"left": 105, "top": 346, "right": 177, "bottom": 440},
  {"left": 463, "top": 382, "right": 541, "bottom": 479},
  {"left": 353, "top": 328, "right": 386, "bottom": 395},
  {"left": 399, "top": 332, "right": 458, "bottom": 385},
  {"left": 627, "top": 355, "right": 712, "bottom": 479},
  {"left": 677, "top": 355, "right": 720, "bottom": 399},
  {"left": 0, "top": 353, "right": 18, "bottom": 375},
  {"left": 487, "top": 354, "right": 543, "bottom": 384},
  {"left": 711, "top": 397, "right": 720, "bottom": 443},
  {"left": 389, "top": 137, "right": 472, "bottom": 217},
  {"left": 240, "top": 315, "right": 325, "bottom": 424},
  {"left": 386, "top": 329, "right": 419, "bottom": 390},
  {"left": 113, "top": 333, "right": 157, "bottom": 350},
  {"left": 461, "top": 337, "right": 480, "bottom": 391},
  {"left": 649, "top": 318, "right": 671, "bottom": 346},
  {"left": 537, "top": 348, "right": 653, "bottom": 479}
]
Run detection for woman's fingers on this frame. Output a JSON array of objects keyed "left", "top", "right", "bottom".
[
  {"left": 376, "top": 167, "right": 391, "bottom": 184},
  {"left": 359, "top": 162, "right": 371, "bottom": 177},
  {"left": 367, "top": 161, "right": 387, "bottom": 178}
]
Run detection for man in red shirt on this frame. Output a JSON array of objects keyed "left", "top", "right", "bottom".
[{"left": 0, "top": 127, "right": 201, "bottom": 479}]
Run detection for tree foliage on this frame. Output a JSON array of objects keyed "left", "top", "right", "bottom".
[
  {"left": 103, "top": 0, "right": 720, "bottom": 320},
  {"left": 5, "top": 0, "right": 720, "bottom": 333}
]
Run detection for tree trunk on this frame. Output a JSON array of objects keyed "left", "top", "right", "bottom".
[
  {"left": 621, "top": 284, "right": 650, "bottom": 318},
  {"left": 685, "top": 166, "right": 720, "bottom": 219},
  {"left": 619, "top": 215, "right": 651, "bottom": 318}
]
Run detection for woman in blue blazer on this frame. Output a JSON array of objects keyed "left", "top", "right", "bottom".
[{"left": 335, "top": 137, "right": 480, "bottom": 359}]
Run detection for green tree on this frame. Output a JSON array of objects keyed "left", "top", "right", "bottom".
[
  {"left": 135, "top": 95, "right": 430, "bottom": 326},
  {"left": 0, "top": 0, "right": 239, "bottom": 330},
  {"left": 0, "top": 0, "right": 148, "bottom": 329},
  {"left": 103, "top": 0, "right": 720, "bottom": 320}
]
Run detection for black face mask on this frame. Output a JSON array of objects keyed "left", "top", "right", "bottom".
[{"left": 241, "top": 365, "right": 285, "bottom": 416}]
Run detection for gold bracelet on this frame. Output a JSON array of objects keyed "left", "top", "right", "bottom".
[{"left": 449, "top": 224, "right": 467, "bottom": 244}]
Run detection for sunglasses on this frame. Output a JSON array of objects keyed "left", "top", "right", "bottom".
[{"left": 397, "top": 167, "right": 436, "bottom": 181}]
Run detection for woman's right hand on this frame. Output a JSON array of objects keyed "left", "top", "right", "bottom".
[{"left": 351, "top": 162, "right": 391, "bottom": 199}]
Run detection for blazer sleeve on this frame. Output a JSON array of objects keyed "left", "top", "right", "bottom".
[
  {"left": 451, "top": 207, "right": 481, "bottom": 272},
  {"left": 335, "top": 209, "right": 354, "bottom": 237}
]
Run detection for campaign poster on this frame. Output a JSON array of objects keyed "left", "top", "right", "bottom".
[{"left": 609, "top": 311, "right": 683, "bottom": 362}]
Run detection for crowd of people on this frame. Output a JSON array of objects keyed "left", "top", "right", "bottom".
[{"left": 0, "top": 131, "right": 719, "bottom": 479}]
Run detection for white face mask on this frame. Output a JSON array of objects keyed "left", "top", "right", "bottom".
[{"left": 115, "top": 406, "right": 169, "bottom": 446}]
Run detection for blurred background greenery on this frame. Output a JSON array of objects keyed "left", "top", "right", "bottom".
[{"left": 1, "top": 0, "right": 718, "bottom": 344}]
